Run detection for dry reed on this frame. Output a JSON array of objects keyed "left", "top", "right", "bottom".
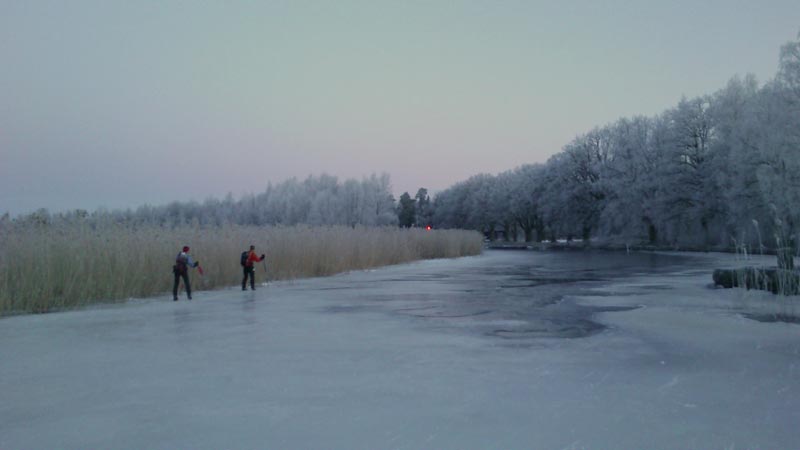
[{"left": 0, "top": 223, "right": 482, "bottom": 315}]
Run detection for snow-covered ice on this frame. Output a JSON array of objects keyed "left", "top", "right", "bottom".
[{"left": 1, "top": 250, "right": 798, "bottom": 449}]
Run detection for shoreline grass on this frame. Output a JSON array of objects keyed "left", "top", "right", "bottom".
[{"left": 0, "top": 224, "right": 482, "bottom": 315}]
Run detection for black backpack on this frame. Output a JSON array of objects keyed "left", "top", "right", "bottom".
[
  {"left": 240, "top": 251, "right": 248, "bottom": 267},
  {"left": 175, "top": 252, "right": 188, "bottom": 274}
]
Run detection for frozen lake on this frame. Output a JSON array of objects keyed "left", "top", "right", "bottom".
[{"left": 1, "top": 249, "right": 798, "bottom": 449}]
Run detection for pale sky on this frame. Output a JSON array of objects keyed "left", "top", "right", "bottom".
[{"left": 1, "top": 0, "right": 798, "bottom": 216}]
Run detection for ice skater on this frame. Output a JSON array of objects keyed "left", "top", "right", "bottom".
[
  {"left": 241, "top": 245, "right": 266, "bottom": 291},
  {"left": 173, "top": 245, "right": 199, "bottom": 301}
]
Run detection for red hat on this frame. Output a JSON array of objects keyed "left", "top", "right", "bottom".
[{"left": 182, "top": 246, "right": 190, "bottom": 252}]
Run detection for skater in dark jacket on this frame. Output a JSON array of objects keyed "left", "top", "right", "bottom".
[
  {"left": 242, "top": 245, "right": 265, "bottom": 291},
  {"left": 173, "top": 246, "right": 199, "bottom": 301}
]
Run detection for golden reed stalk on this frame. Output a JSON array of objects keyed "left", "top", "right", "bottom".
[{"left": 0, "top": 223, "right": 482, "bottom": 315}]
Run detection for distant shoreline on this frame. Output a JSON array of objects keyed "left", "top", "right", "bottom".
[{"left": 485, "top": 240, "right": 789, "bottom": 257}]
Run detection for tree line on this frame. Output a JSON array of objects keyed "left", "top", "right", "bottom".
[
  {"left": 431, "top": 33, "right": 800, "bottom": 251},
  {"left": 4, "top": 174, "right": 399, "bottom": 229},
  {"left": 2, "top": 173, "right": 434, "bottom": 231}
]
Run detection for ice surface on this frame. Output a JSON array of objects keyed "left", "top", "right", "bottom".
[{"left": 1, "top": 250, "right": 798, "bottom": 449}]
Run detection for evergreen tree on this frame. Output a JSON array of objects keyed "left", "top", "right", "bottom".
[
  {"left": 415, "top": 188, "right": 431, "bottom": 227},
  {"left": 397, "top": 192, "right": 416, "bottom": 228}
]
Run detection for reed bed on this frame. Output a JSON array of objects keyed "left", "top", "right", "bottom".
[{"left": 0, "top": 223, "right": 482, "bottom": 315}]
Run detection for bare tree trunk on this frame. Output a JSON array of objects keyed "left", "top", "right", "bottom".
[
  {"left": 524, "top": 227, "right": 532, "bottom": 242},
  {"left": 535, "top": 221, "right": 545, "bottom": 243},
  {"left": 582, "top": 226, "right": 591, "bottom": 246}
]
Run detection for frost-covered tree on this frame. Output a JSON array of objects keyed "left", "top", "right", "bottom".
[
  {"left": 431, "top": 182, "right": 469, "bottom": 229},
  {"left": 755, "top": 33, "right": 800, "bottom": 249},
  {"left": 708, "top": 75, "right": 764, "bottom": 244},
  {"left": 370, "top": 173, "right": 398, "bottom": 226},
  {"left": 550, "top": 128, "right": 612, "bottom": 241},
  {"left": 658, "top": 96, "right": 723, "bottom": 246},
  {"left": 431, "top": 32, "right": 800, "bottom": 250},
  {"left": 31, "top": 172, "right": 400, "bottom": 229},
  {"left": 505, "top": 164, "right": 546, "bottom": 242}
]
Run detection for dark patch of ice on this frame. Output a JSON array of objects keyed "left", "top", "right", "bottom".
[{"left": 742, "top": 313, "right": 800, "bottom": 324}]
